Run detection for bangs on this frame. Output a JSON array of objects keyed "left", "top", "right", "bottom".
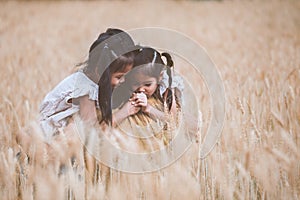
[
  {"left": 109, "top": 52, "right": 134, "bottom": 73},
  {"left": 126, "top": 63, "right": 165, "bottom": 83}
]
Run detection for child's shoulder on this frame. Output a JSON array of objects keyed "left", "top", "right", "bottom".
[
  {"left": 159, "top": 70, "right": 184, "bottom": 95},
  {"left": 55, "top": 71, "right": 83, "bottom": 84},
  {"left": 61, "top": 71, "right": 97, "bottom": 88},
  {"left": 46, "top": 71, "right": 98, "bottom": 98}
]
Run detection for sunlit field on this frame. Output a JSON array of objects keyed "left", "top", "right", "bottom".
[{"left": 0, "top": 0, "right": 299, "bottom": 199}]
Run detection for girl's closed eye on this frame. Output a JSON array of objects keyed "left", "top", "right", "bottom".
[
  {"left": 116, "top": 75, "right": 125, "bottom": 82},
  {"left": 111, "top": 74, "right": 124, "bottom": 89}
]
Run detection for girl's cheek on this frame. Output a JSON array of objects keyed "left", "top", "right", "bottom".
[{"left": 111, "top": 78, "right": 119, "bottom": 88}]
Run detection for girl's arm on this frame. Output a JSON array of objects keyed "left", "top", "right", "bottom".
[
  {"left": 112, "top": 101, "right": 140, "bottom": 127},
  {"left": 78, "top": 95, "right": 140, "bottom": 128},
  {"left": 78, "top": 95, "right": 98, "bottom": 125},
  {"left": 143, "top": 105, "right": 167, "bottom": 121},
  {"left": 134, "top": 91, "right": 177, "bottom": 122}
]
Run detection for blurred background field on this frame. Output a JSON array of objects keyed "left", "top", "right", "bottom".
[{"left": 0, "top": 0, "right": 299, "bottom": 199}]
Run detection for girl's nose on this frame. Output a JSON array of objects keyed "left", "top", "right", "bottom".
[{"left": 119, "top": 76, "right": 125, "bottom": 84}]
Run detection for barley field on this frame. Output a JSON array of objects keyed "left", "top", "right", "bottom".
[{"left": 0, "top": 0, "right": 300, "bottom": 199}]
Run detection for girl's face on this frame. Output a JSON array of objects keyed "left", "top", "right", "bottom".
[
  {"left": 132, "top": 73, "right": 158, "bottom": 97},
  {"left": 110, "top": 64, "right": 132, "bottom": 89}
]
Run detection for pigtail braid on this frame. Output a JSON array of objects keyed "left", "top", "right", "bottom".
[
  {"left": 161, "top": 52, "right": 174, "bottom": 111},
  {"left": 98, "top": 45, "right": 114, "bottom": 125},
  {"left": 161, "top": 52, "right": 173, "bottom": 87}
]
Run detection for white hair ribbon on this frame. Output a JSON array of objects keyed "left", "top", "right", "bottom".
[{"left": 151, "top": 51, "right": 157, "bottom": 65}]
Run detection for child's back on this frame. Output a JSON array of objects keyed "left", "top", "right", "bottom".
[{"left": 40, "top": 71, "right": 98, "bottom": 139}]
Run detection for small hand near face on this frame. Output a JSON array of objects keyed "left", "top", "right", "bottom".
[
  {"left": 112, "top": 97, "right": 141, "bottom": 127},
  {"left": 118, "top": 92, "right": 147, "bottom": 118},
  {"left": 122, "top": 100, "right": 141, "bottom": 116},
  {"left": 113, "top": 90, "right": 167, "bottom": 127},
  {"left": 130, "top": 92, "right": 149, "bottom": 112},
  {"left": 129, "top": 92, "right": 151, "bottom": 114}
]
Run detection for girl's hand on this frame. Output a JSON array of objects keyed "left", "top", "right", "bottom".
[
  {"left": 120, "top": 100, "right": 141, "bottom": 116},
  {"left": 130, "top": 92, "right": 153, "bottom": 115},
  {"left": 130, "top": 92, "right": 148, "bottom": 111},
  {"left": 114, "top": 92, "right": 147, "bottom": 123},
  {"left": 112, "top": 100, "right": 140, "bottom": 127}
]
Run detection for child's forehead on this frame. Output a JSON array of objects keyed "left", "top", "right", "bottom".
[
  {"left": 114, "top": 64, "right": 132, "bottom": 74},
  {"left": 133, "top": 62, "right": 164, "bottom": 71},
  {"left": 136, "top": 76, "right": 157, "bottom": 85},
  {"left": 125, "top": 64, "right": 162, "bottom": 83}
]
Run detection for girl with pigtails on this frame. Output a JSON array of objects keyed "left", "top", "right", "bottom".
[{"left": 111, "top": 47, "right": 184, "bottom": 151}]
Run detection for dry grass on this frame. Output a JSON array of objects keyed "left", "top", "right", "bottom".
[{"left": 0, "top": 0, "right": 300, "bottom": 199}]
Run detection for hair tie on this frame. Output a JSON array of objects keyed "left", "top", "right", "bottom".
[
  {"left": 104, "top": 43, "right": 118, "bottom": 59},
  {"left": 110, "top": 50, "right": 118, "bottom": 59},
  {"left": 151, "top": 51, "right": 157, "bottom": 65}
]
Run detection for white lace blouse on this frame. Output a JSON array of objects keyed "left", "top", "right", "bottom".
[{"left": 40, "top": 71, "right": 98, "bottom": 140}]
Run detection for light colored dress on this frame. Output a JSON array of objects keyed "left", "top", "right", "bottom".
[
  {"left": 40, "top": 71, "right": 98, "bottom": 141},
  {"left": 115, "top": 71, "right": 184, "bottom": 152}
]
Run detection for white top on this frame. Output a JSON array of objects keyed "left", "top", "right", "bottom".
[
  {"left": 39, "top": 69, "right": 184, "bottom": 141},
  {"left": 40, "top": 71, "right": 98, "bottom": 141}
]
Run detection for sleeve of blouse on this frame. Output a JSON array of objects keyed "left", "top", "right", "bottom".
[{"left": 66, "top": 72, "right": 98, "bottom": 104}]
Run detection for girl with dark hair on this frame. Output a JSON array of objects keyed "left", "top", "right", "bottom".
[
  {"left": 40, "top": 28, "right": 136, "bottom": 141},
  {"left": 112, "top": 47, "right": 184, "bottom": 146}
]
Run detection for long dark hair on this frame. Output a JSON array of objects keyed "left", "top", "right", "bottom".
[
  {"left": 84, "top": 28, "right": 135, "bottom": 78},
  {"left": 84, "top": 28, "right": 136, "bottom": 125}
]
